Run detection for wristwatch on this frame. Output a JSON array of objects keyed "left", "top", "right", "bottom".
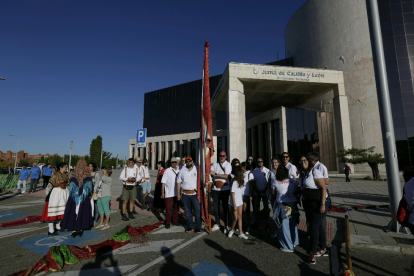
[{"left": 321, "top": 202, "right": 326, "bottom": 205}]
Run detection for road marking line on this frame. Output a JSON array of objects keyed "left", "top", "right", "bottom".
[
  {"left": 104, "top": 239, "right": 184, "bottom": 255},
  {"left": 0, "top": 226, "right": 48, "bottom": 239},
  {"left": 127, "top": 232, "right": 207, "bottom": 276}
]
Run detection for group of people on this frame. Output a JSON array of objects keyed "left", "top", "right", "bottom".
[
  {"left": 15, "top": 163, "right": 56, "bottom": 193},
  {"left": 40, "top": 160, "right": 113, "bottom": 237},
  {"left": 129, "top": 150, "right": 330, "bottom": 265}
]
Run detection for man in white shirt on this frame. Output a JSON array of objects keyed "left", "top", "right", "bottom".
[
  {"left": 308, "top": 153, "right": 330, "bottom": 234},
  {"left": 281, "top": 152, "right": 298, "bottom": 180},
  {"left": 252, "top": 157, "right": 271, "bottom": 227},
  {"left": 141, "top": 159, "right": 151, "bottom": 211},
  {"left": 210, "top": 151, "right": 232, "bottom": 233},
  {"left": 177, "top": 156, "right": 201, "bottom": 233},
  {"left": 119, "top": 158, "right": 142, "bottom": 221},
  {"left": 161, "top": 157, "right": 181, "bottom": 229},
  {"left": 134, "top": 157, "right": 146, "bottom": 210},
  {"left": 179, "top": 156, "right": 186, "bottom": 170}
]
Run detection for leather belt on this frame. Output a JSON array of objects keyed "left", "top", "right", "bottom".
[{"left": 182, "top": 189, "right": 197, "bottom": 195}]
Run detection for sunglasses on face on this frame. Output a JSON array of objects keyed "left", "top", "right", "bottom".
[
  {"left": 171, "top": 161, "right": 177, "bottom": 164},
  {"left": 282, "top": 156, "right": 289, "bottom": 159},
  {"left": 219, "top": 155, "right": 226, "bottom": 157},
  {"left": 248, "top": 159, "right": 253, "bottom": 161},
  {"left": 299, "top": 160, "right": 307, "bottom": 163},
  {"left": 258, "top": 161, "right": 263, "bottom": 163},
  {"left": 185, "top": 160, "right": 192, "bottom": 163}
]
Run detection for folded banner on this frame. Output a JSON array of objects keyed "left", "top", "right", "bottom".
[{"left": 10, "top": 221, "right": 163, "bottom": 276}]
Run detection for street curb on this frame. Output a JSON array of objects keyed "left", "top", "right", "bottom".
[{"left": 350, "top": 242, "right": 414, "bottom": 255}]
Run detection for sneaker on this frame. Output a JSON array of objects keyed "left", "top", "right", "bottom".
[
  {"left": 186, "top": 228, "right": 194, "bottom": 233},
  {"left": 128, "top": 212, "right": 136, "bottom": 219},
  {"left": 239, "top": 233, "right": 248, "bottom": 240},
  {"left": 271, "top": 231, "right": 278, "bottom": 239},
  {"left": 48, "top": 231, "right": 58, "bottom": 236},
  {"left": 95, "top": 224, "right": 104, "bottom": 229},
  {"left": 309, "top": 253, "right": 316, "bottom": 265},
  {"left": 102, "top": 225, "right": 110, "bottom": 230},
  {"left": 211, "top": 224, "right": 220, "bottom": 231},
  {"left": 315, "top": 248, "right": 329, "bottom": 257},
  {"left": 173, "top": 223, "right": 181, "bottom": 227},
  {"left": 22, "top": 191, "right": 26, "bottom": 194},
  {"left": 195, "top": 228, "right": 201, "bottom": 234},
  {"left": 228, "top": 230, "right": 234, "bottom": 238},
  {"left": 122, "top": 214, "right": 130, "bottom": 221},
  {"left": 223, "top": 227, "right": 229, "bottom": 235},
  {"left": 280, "top": 248, "right": 294, "bottom": 252},
  {"left": 245, "top": 227, "right": 250, "bottom": 235},
  {"left": 165, "top": 224, "right": 170, "bottom": 229}
]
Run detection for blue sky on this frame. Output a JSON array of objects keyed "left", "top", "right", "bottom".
[{"left": 0, "top": 0, "right": 307, "bottom": 158}]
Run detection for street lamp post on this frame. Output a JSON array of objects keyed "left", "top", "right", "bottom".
[
  {"left": 69, "top": 141, "right": 73, "bottom": 170},
  {"left": 9, "top": 135, "right": 19, "bottom": 169}
]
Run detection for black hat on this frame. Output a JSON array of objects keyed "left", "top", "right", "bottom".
[{"left": 143, "top": 159, "right": 148, "bottom": 163}]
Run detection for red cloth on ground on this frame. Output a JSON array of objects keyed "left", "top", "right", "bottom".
[
  {"left": 0, "top": 216, "right": 42, "bottom": 227},
  {"left": 40, "top": 202, "right": 64, "bottom": 223},
  {"left": 329, "top": 205, "right": 346, "bottom": 213}
]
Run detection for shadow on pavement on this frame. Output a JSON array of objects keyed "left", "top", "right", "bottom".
[
  {"left": 79, "top": 251, "right": 119, "bottom": 275},
  {"left": 159, "top": 246, "right": 193, "bottom": 276},
  {"left": 204, "top": 239, "right": 266, "bottom": 275}
]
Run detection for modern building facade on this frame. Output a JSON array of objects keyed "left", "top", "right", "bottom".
[{"left": 130, "top": 0, "right": 414, "bottom": 172}]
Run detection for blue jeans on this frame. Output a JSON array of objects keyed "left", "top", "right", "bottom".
[
  {"left": 211, "top": 190, "right": 230, "bottom": 227},
  {"left": 252, "top": 193, "right": 269, "bottom": 224},
  {"left": 182, "top": 194, "right": 201, "bottom": 229},
  {"left": 278, "top": 214, "right": 299, "bottom": 250}
]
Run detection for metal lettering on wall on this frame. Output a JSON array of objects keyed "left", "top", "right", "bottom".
[{"left": 258, "top": 68, "right": 325, "bottom": 82}]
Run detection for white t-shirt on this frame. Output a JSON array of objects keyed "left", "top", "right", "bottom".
[
  {"left": 119, "top": 167, "right": 142, "bottom": 185},
  {"left": 134, "top": 164, "right": 145, "bottom": 179},
  {"left": 161, "top": 167, "right": 180, "bottom": 198},
  {"left": 404, "top": 177, "right": 414, "bottom": 225},
  {"left": 142, "top": 166, "right": 150, "bottom": 179},
  {"left": 230, "top": 181, "right": 244, "bottom": 208},
  {"left": 299, "top": 168, "right": 324, "bottom": 190},
  {"left": 243, "top": 171, "right": 254, "bottom": 196},
  {"left": 314, "top": 161, "right": 329, "bottom": 179},
  {"left": 178, "top": 165, "right": 198, "bottom": 194},
  {"left": 252, "top": 167, "right": 270, "bottom": 191},
  {"left": 285, "top": 163, "right": 298, "bottom": 179},
  {"left": 211, "top": 161, "right": 232, "bottom": 191},
  {"left": 271, "top": 178, "right": 298, "bottom": 203}
]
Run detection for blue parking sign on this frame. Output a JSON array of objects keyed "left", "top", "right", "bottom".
[{"left": 136, "top": 128, "right": 147, "bottom": 147}]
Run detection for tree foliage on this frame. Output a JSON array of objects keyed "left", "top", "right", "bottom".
[
  {"left": 0, "top": 160, "right": 9, "bottom": 168},
  {"left": 18, "top": 159, "right": 30, "bottom": 167},
  {"left": 336, "top": 146, "right": 385, "bottom": 180},
  {"left": 89, "top": 135, "right": 111, "bottom": 168}
]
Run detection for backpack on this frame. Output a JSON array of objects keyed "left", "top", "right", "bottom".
[
  {"left": 344, "top": 166, "right": 351, "bottom": 173},
  {"left": 397, "top": 192, "right": 413, "bottom": 227}
]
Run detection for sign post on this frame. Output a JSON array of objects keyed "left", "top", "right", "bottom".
[{"left": 136, "top": 128, "right": 147, "bottom": 148}]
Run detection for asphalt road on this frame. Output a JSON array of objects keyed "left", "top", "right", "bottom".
[{"left": 0, "top": 171, "right": 412, "bottom": 276}]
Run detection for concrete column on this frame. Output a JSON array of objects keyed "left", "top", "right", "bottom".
[
  {"left": 134, "top": 144, "right": 138, "bottom": 159},
  {"left": 165, "top": 141, "right": 171, "bottom": 165},
  {"left": 186, "top": 140, "right": 191, "bottom": 157},
  {"left": 179, "top": 140, "right": 183, "bottom": 158},
  {"left": 333, "top": 83, "right": 352, "bottom": 172},
  {"left": 258, "top": 123, "right": 264, "bottom": 159},
  {"left": 129, "top": 144, "right": 133, "bottom": 158},
  {"left": 227, "top": 81, "right": 246, "bottom": 161},
  {"left": 150, "top": 143, "right": 156, "bottom": 170},
  {"left": 172, "top": 140, "right": 177, "bottom": 157},
  {"left": 268, "top": 121, "right": 273, "bottom": 161},
  {"left": 157, "top": 142, "right": 162, "bottom": 163},
  {"left": 280, "top": 107, "right": 288, "bottom": 153}
]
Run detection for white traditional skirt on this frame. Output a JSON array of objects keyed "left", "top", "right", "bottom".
[{"left": 41, "top": 187, "right": 69, "bottom": 222}]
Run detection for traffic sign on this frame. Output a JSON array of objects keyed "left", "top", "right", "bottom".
[{"left": 136, "top": 128, "right": 147, "bottom": 148}]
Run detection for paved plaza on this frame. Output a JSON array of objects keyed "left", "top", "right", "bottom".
[{"left": 0, "top": 170, "right": 413, "bottom": 275}]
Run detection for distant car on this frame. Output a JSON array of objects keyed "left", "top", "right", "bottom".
[{"left": 14, "top": 167, "right": 22, "bottom": 173}]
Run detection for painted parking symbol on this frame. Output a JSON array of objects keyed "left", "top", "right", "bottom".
[
  {"left": 0, "top": 211, "right": 27, "bottom": 222},
  {"left": 17, "top": 230, "right": 104, "bottom": 255}
]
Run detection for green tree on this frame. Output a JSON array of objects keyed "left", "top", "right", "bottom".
[
  {"left": 336, "top": 146, "right": 385, "bottom": 180},
  {"left": 49, "top": 155, "right": 62, "bottom": 166},
  {"left": 89, "top": 135, "right": 112, "bottom": 168},
  {"left": 0, "top": 160, "right": 9, "bottom": 168},
  {"left": 39, "top": 155, "right": 45, "bottom": 164},
  {"left": 18, "top": 159, "right": 30, "bottom": 167}
]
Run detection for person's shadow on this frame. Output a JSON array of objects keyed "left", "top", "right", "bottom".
[
  {"left": 158, "top": 246, "right": 193, "bottom": 276},
  {"left": 79, "top": 251, "right": 119, "bottom": 275},
  {"left": 204, "top": 239, "right": 266, "bottom": 275}
]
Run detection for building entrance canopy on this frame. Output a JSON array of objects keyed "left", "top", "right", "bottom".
[{"left": 211, "top": 62, "right": 352, "bottom": 170}]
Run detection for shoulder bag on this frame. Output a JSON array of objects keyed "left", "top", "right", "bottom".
[
  {"left": 124, "top": 168, "right": 137, "bottom": 190},
  {"left": 214, "top": 163, "right": 228, "bottom": 189},
  {"left": 397, "top": 190, "right": 414, "bottom": 227}
]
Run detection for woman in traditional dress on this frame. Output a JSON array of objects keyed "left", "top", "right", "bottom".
[
  {"left": 152, "top": 161, "right": 166, "bottom": 212},
  {"left": 61, "top": 159, "right": 94, "bottom": 238},
  {"left": 40, "top": 162, "right": 69, "bottom": 235}
]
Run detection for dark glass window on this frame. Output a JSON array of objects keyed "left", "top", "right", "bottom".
[
  {"left": 262, "top": 123, "right": 269, "bottom": 167},
  {"left": 394, "top": 24, "right": 406, "bottom": 36},
  {"left": 398, "top": 57, "right": 411, "bottom": 68},
  {"left": 404, "top": 13, "right": 414, "bottom": 24},
  {"left": 272, "top": 120, "right": 281, "bottom": 157},
  {"left": 396, "top": 46, "right": 409, "bottom": 58},
  {"left": 403, "top": 2, "right": 413, "bottom": 13},
  {"left": 391, "top": 4, "right": 402, "bottom": 15},
  {"left": 395, "top": 35, "right": 408, "bottom": 47},
  {"left": 406, "top": 23, "right": 414, "bottom": 35},
  {"left": 400, "top": 68, "right": 412, "bottom": 80},
  {"left": 393, "top": 14, "right": 405, "bottom": 25}
]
